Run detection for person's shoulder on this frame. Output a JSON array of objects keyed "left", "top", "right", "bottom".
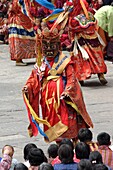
[{"left": 54, "top": 162, "right": 78, "bottom": 169}]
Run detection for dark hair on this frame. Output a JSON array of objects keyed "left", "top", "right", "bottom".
[
  {"left": 23, "top": 143, "right": 37, "bottom": 160},
  {"left": 14, "top": 163, "right": 28, "bottom": 170},
  {"left": 97, "top": 132, "right": 110, "bottom": 146},
  {"left": 75, "top": 142, "right": 90, "bottom": 159},
  {"left": 102, "top": 0, "right": 113, "bottom": 5},
  {"left": 59, "top": 138, "right": 74, "bottom": 150},
  {"left": 89, "top": 151, "right": 103, "bottom": 165},
  {"left": 77, "top": 159, "right": 93, "bottom": 170},
  {"left": 78, "top": 128, "right": 93, "bottom": 142},
  {"left": 38, "top": 162, "right": 54, "bottom": 170},
  {"left": 93, "top": 164, "right": 108, "bottom": 170},
  {"left": 47, "top": 144, "right": 58, "bottom": 158},
  {"left": 28, "top": 148, "right": 47, "bottom": 166},
  {"left": 86, "top": 0, "right": 92, "bottom": 5},
  {"left": 58, "top": 144, "right": 74, "bottom": 164}
]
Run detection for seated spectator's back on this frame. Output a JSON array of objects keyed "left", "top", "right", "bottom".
[
  {"left": 97, "top": 132, "right": 113, "bottom": 169},
  {"left": 77, "top": 159, "right": 93, "bottom": 170},
  {"left": 75, "top": 142, "right": 90, "bottom": 160},
  {"left": 54, "top": 144, "right": 78, "bottom": 170},
  {"left": 78, "top": 128, "right": 98, "bottom": 151}
]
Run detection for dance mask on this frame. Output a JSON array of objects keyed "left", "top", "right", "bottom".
[{"left": 37, "top": 26, "right": 63, "bottom": 66}]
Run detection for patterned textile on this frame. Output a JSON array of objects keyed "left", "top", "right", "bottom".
[
  {"left": 8, "top": 0, "right": 36, "bottom": 61},
  {"left": 98, "top": 145, "right": 113, "bottom": 169}
]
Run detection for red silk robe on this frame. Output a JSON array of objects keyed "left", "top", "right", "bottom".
[{"left": 24, "top": 53, "right": 93, "bottom": 142}]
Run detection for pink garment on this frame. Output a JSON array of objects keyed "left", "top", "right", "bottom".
[
  {"left": 0, "top": 154, "right": 11, "bottom": 170},
  {"left": 51, "top": 154, "right": 80, "bottom": 166}
]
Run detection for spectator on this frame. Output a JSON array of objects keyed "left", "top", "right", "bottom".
[
  {"left": 1, "top": 145, "right": 18, "bottom": 170},
  {"left": 38, "top": 162, "right": 54, "bottom": 170},
  {"left": 28, "top": 148, "right": 47, "bottom": 170},
  {"left": 89, "top": 151, "right": 111, "bottom": 170},
  {"left": 14, "top": 163, "right": 28, "bottom": 170},
  {"left": 47, "top": 144, "right": 58, "bottom": 165},
  {"left": 94, "top": 3, "right": 113, "bottom": 61},
  {"left": 93, "top": 164, "right": 109, "bottom": 170},
  {"left": 51, "top": 138, "right": 79, "bottom": 165},
  {"left": 77, "top": 159, "right": 93, "bottom": 170},
  {"left": 97, "top": 132, "right": 113, "bottom": 169},
  {"left": 0, "top": 145, "right": 12, "bottom": 170},
  {"left": 54, "top": 144, "right": 78, "bottom": 170},
  {"left": 23, "top": 143, "right": 37, "bottom": 168},
  {"left": 75, "top": 142, "right": 90, "bottom": 160},
  {"left": 78, "top": 128, "right": 98, "bottom": 151}
]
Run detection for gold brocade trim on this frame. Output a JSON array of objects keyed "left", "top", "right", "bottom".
[
  {"left": 44, "top": 121, "right": 68, "bottom": 142},
  {"left": 77, "top": 32, "right": 97, "bottom": 40},
  {"left": 51, "top": 52, "right": 71, "bottom": 75},
  {"left": 42, "top": 76, "right": 59, "bottom": 90}
]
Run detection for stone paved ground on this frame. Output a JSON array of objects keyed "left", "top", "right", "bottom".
[{"left": 0, "top": 44, "right": 113, "bottom": 162}]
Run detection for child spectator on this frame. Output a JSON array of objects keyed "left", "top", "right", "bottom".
[
  {"left": 54, "top": 144, "right": 78, "bottom": 170},
  {"left": 47, "top": 144, "right": 58, "bottom": 165},
  {"left": 97, "top": 132, "right": 113, "bottom": 169},
  {"left": 77, "top": 159, "right": 93, "bottom": 170},
  {"left": 38, "top": 162, "right": 54, "bottom": 170},
  {"left": 51, "top": 138, "right": 79, "bottom": 165},
  {"left": 89, "top": 151, "right": 111, "bottom": 170},
  {"left": 0, "top": 147, "right": 12, "bottom": 170},
  {"left": 78, "top": 128, "right": 98, "bottom": 151},
  {"left": 93, "top": 164, "right": 109, "bottom": 170},
  {"left": 28, "top": 148, "right": 47, "bottom": 170},
  {"left": 23, "top": 143, "right": 37, "bottom": 168},
  {"left": 14, "top": 163, "right": 28, "bottom": 170},
  {"left": 75, "top": 142, "right": 90, "bottom": 160},
  {"left": 1, "top": 145, "right": 18, "bottom": 170}
]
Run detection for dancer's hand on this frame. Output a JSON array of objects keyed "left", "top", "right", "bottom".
[{"left": 22, "top": 85, "right": 28, "bottom": 93}]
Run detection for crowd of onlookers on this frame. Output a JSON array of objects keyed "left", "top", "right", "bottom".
[
  {"left": 0, "top": 0, "right": 11, "bottom": 44},
  {"left": 0, "top": 128, "right": 113, "bottom": 170}
]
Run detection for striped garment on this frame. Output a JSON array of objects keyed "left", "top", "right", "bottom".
[{"left": 98, "top": 145, "right": 113, "bottom": 169}]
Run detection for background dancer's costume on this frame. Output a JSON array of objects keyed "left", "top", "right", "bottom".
[
  {"left": 23, "top": 26, "right": 93, "bottom": 143},
  {"left": 8, "top": 0, "right": 37, "bottom": 65},
  {"left": 68, "top": 0, "right": 107, "bottom": 85}
]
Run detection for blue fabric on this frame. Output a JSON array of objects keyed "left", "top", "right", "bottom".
[
  {"left": 19, "top": 0, "right": 27, "bottom": 15},
  {"left": 54, "top": 162, "right": 78, "bottom": 170},
  {"left": 31, "top": 116, "right": 48, "bottom": 139},
  {"left": 9, "top": 27, "right": 35, "bottom": 37},
  {"left": 34, "top": 0, "right": 55, "bottom": 10}
]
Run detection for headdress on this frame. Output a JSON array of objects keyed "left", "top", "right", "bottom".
[{"left": 36, "top": 9, "right": 69, "bottom": 66}]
